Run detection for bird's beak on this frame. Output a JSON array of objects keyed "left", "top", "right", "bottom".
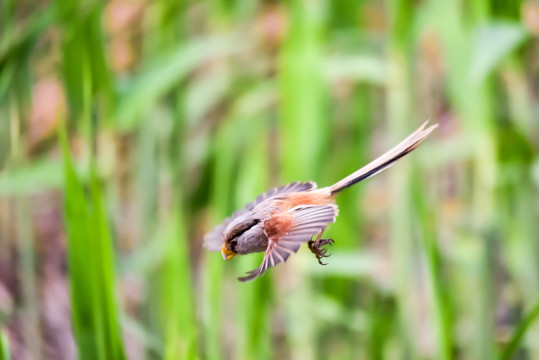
[{"left": 221, "top": 244, "right": 235, "bottom": 260}]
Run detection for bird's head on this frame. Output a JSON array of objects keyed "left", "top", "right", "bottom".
[{"left": 220, "top": 218, "right": 261, "bottom": 260}]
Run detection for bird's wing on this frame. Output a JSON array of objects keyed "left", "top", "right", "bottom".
[
  {"left": 238, "top": 204, "right": 338, "bottom": 281},
  {"left": 249, "top": 181, "right": 317, "bottom": 208},
  {"left": 204, "top": 181, "right": 317, "bottom": 251}
]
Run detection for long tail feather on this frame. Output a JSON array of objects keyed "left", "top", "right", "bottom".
[{"left": 328, "top": 121, "right": 437, "bottom": 195}]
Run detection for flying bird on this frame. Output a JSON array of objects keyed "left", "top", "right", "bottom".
[{"left": 204, "top": 121, "right": 437, "bottom": 281}]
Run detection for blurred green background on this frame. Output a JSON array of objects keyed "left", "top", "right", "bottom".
[{"left": 1, "top": 0, "right": 539, "bottom": 359}]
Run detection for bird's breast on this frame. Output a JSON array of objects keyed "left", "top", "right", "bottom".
[{"left": 235, "top": 225, "right": 269, "bottom": 254}]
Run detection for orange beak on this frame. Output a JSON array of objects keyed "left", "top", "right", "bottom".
[{"left": 221, "top": 244, "right": 236, "bottom": 260}]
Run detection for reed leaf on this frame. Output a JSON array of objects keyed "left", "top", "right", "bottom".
[
  {"left": 0, "top": 329, "right": 9, "bottom": 360},
  {"left": 59, "top": 126, "right": 126, "bottom": 360}
]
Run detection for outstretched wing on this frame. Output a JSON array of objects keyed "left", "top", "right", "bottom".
[
  {"left": 238, "top": 204, "right": 338, "bottom": 281},
  {"left": 203, "top": 181, "right": 317, "bottom": 251}
]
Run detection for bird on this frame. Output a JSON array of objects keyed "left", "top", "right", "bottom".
[{"left": 204, "top": 121, "right": 437, "bottom": 281}]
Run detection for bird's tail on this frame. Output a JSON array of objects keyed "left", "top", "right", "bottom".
[{"left": 328, "top": 121, "right": 437, "bottom": 195}]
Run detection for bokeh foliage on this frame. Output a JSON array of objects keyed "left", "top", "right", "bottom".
[{"left": 1, "top": 0, "right": 539, "bottom": 359}]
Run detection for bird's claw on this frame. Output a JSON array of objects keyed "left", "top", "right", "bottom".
[
  {"left": 317, "top": 238, "right": 334, "bottom": 247},
  {"left": 308, "top": 238, "right": 334, "bottom": 265}
]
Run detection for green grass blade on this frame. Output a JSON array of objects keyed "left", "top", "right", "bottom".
[
  {"left": 57, "top": 1, "right": 113, "bottom": 120},
  {"left": 412, "top": 174, "right": 453, "bottom": 359},
  {"left": 278, "top": 1, "right": 326, "bottom": 358},
  {"left": 59, "top": 125, "right": 126, "bottom": 360},
  {"left": 234, "top": 117, "right": 272, "bottom": 360},
  {"left": 0, "top": 328, "right": 10, "bottom": 360},
  {"left": 0, "top": 159, "right": 63, "bottom": 196},
  {"left": 203, "top": 110, "right": 245, "bottom": 360},
  {"left": 386, "top": 0, "right": 417, "bottom": 355},
  {"left": 159, "top": 211, "right": 198, "bottom": 360},
  {"left": 116, "top": 35, "right": 248, "bottom": 130},
  {"left": 502, "top": 298, "right": 539, "bottom": 360},
  {"left": 469, "top": 22, "right": 528, "bottom": 84}
]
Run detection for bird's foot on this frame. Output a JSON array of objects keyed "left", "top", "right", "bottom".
[{"left": 308, "top": 238, "right": 334, "bottom": 265}]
